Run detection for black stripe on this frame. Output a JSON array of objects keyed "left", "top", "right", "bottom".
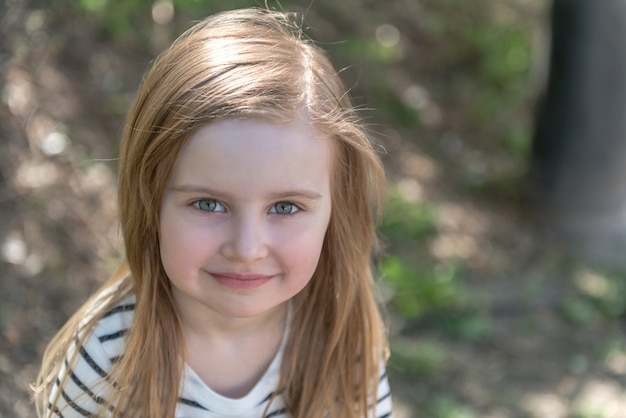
[
  {"left": 102, "top": 303, "right": 135, "bottom": 318},
  {"left": 64, "top": 361, "right": 107, "bottom": 406},
  {"left": 379, "top": 370, "right": 387, "bottom": 382},
  {"left": 48, "top": 401, "right": 65, "bottom": 418},
  {"left": 75, "top": 339, "right": 121, "bottom": 391},
  {"left": 110, "top": 355, "right": 124, "bottom": 364},
  {"left": 377, "top": 390, "right": 391, "bottom": 404},
  {"left": 256, "top": 391, "right": 276, "bottom": 406},
  {"left": 377, "top": 413, "right": 391, "bottom": 418},
  {"left": 58, "top": 361, "right": 119, "bottom": 416},
  {"left": 265, "top": 408, "right": 287, "bottom": 417},
  {"left": 78, "top": 344, "right": 109, "bottom": 380},
  {"left": 68, "top": 370, "right": 118, "bottom": 414},
  {"left": 60, "top": 388, "right": 95, "bottom": 417},
  {"left": 98, "top": 328, "right": 129, "bottom": 342},
  {"left": 177, "top": 397, "right": 210, "bottom": 411}
]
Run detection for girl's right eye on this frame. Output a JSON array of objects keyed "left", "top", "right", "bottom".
[{"left": 193, "top": 199, "right": 225, "bottom": 212}]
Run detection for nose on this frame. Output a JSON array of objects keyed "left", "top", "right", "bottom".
[{"left": 220, "top": 214, "right": 269, "bottom": 262}]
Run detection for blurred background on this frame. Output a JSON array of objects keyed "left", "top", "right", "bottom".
[{"left": 3, "top": 0, "right": 626, "bottom": 416}]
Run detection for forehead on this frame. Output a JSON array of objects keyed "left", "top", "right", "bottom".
[
  {"left": 183, "top": 117, "right": 331, "bottom": 165},
  {"left": 168, "top": 117, "right": 333, "bottom": 196}
]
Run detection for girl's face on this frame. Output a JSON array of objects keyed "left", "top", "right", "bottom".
[{"left": 159, "top": 117, "right": 332, "bottom": 322}]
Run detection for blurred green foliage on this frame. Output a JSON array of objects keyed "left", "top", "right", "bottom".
[
  {"left": 72, "top": 0, "right": 263, "bottom": 40},
  {"left": 381, "top": 254, "right": 492, "bottom": 341},
  {"left": 340, "top": 37, "right": 404, "bottom": 65},
  {"left": 371, "top": 85, "right": 422, "bottom": 129},
  {"left": 381, "top": 256, "right": 462, "bottom": 318},
  {"left": 506, "top": 126, "right": 533, "bottom": 160},
  {"left": 560, "top": 267, "right": 626, "bottom": 326},
  {"left": 573, "top": 411, "right": 610, "bottom": 418},
  {"left": 469, "top": 25, "right": 530, "bottom": 86},
  {"left": 382, "top": 190, "right": 438, "bottom": 243},
  {"left": 379, "top": 187, "right": 491, "bottom": 342},
  {"left": 390, "top": 337, "right": 448, "bottom": 377},
  {"left": 424, "top": 397, "right": 476, "bottom": 418},
  {"left": 78, "top": 0, "right": 152, "bottom": 37}
]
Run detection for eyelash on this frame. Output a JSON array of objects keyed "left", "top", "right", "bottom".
[
  {"left": 192, "top": 199, "right": 300, "bottom": 215},
  {"left": 193, "top": 199, "right": 225, "bottom": 213},
  {"left": 269, "top": 201, "right": 300, "bottom": 215}
]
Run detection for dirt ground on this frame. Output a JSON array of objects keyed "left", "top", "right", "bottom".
[{"left": 3, "top": 1, "right": 626, "bottom": 417}]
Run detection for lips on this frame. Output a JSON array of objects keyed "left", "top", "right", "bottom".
[{"left": 209, "top": 272, "right": 274, "bottom": 290}]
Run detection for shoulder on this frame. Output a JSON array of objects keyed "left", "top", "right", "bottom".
[
  {"left": 87, "top": 293, "right": 136, "bottom": 363},
  {"left": 47, "top": 293, "right": 136, "bottom": 417},
  {"left": 75, "top": 292, "right": 136, "bottom": 378},
  {"left": 374, "top": 366, "right": 393, "bottom": 417}
]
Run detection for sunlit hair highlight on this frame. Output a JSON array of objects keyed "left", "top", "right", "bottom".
[{"left": 35, "top": 8, "right": 387, "bottom": 418}]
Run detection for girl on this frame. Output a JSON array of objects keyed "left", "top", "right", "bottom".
[{"left": 34, "top": 7, "right": 392, "bottom": 418}]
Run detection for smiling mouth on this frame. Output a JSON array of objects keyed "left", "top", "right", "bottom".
[{"left": 209, "top": 272, "right": 274, "bottom": 290}]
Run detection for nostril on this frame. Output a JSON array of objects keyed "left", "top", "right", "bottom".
[{"left": 220, "top": 220, "right": 268, "bottom": 262}]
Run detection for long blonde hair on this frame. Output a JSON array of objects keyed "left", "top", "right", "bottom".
[{"left": 35, "top": 8, "right": 387, "bottom": 417}]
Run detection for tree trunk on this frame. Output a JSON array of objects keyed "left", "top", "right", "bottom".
[{"left": 532, "top": 0, "right": 626, "bottom": 263}]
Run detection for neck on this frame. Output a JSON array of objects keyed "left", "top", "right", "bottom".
[
  {"left": 173, "top": 292, "right": 288, "bottom": 342},
  {"left": 174, "top": 295, "right": 289, "bottom": 398}
]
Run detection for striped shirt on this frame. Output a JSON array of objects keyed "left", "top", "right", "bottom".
[{"left": 48, "top": 294, "right": 393, "bottom": 417}]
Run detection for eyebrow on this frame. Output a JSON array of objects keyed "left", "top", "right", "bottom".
[{"left": 167, "top": 185, "right": 323, "bottom": 200}]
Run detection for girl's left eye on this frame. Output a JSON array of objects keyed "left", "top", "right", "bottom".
[{"left": 269, "top": 201, "right": 299, "bottom": 215}]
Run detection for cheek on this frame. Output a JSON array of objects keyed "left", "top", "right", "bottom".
[
  {"left": 159, "top": 215, "right": 209, "bottom": 278},
  {"left": 276, "top": 221, "right": 328, "bottom": 278},
  {"left": 159, "top": 223, "right": 184, "bottom": 280}
]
